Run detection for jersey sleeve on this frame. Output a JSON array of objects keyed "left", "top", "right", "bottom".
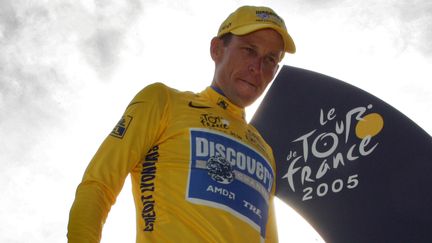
[
  {"left": 264, "top": 196, "right": 279, "bottom": 243},
  {"left": 265, "top": 150, "right": 279, "bottom": 243},
  {"left": 67, "top": 83, "right": 170, "bottom": 243},
  {"left": 253, "top": 126, "right": 278, "bottom": 243}
]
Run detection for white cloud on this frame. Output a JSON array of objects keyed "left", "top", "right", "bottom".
[{"left": 0, "top": 0, "right": 430, "bottom": 242}]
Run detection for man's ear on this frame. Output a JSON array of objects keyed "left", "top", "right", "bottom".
[{"left": 210, "top": 37, "right": 223, "bottom": 62}]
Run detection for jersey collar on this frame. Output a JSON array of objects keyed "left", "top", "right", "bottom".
[{"left": 201, "top": 87, "right": 246, "bottom": 121}]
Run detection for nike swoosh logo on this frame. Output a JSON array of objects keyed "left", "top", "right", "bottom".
[{"left": 188, "top": 101, "right": 211, "bottom": 109}]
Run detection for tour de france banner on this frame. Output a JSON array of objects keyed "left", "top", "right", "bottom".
[{"left": 251, "top": 65, "right": 432, "bottom": 243}]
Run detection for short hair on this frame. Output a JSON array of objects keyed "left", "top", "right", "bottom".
[{"left": 219, "top": 33, "right": 233, "bottom": 46}]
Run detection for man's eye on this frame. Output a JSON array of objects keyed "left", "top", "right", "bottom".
[
  {"left": 243, "top": 47, "right": 256, "bottom": 55},
  {"left": 264, "top": 56, "right": 277, "bottom": 65}
]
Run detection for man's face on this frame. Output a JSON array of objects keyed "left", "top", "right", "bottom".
[{"left": 211, "top": 29, "right": 284, "bottom": 108}]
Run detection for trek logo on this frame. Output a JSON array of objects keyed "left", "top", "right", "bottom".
[
  {"left": 110, "top": 115, "right": 132, "bottom": 138},
  {"left": 188, "top": 101, "right": 211, "bottom": 109},
  {"left": 187, "top": 129, "right": 274, "bottom": 239}
]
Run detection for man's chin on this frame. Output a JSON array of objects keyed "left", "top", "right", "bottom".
[{"left": 237, "top": 95, "right": 258, "bottom": 108}]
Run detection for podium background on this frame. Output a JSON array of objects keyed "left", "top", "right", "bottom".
[{"left": 251, "top": 65, "right": 432, "bottom": 243}]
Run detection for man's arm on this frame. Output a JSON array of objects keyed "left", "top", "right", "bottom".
[
  {"left": 68, "top": 181, "right": 115, "bottom": 243},
  {"left": 264, "top": 196, "right": 279, "bottom": 243},
  {"left": 67, "top": 83, "right": 170, "bottom": 242}
]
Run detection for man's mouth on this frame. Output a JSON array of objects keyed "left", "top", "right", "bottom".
[{"left": 239, "top": 79, "right": 257, "bottom": 90}]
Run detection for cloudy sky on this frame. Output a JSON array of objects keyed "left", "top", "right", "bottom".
[{"left": 1, "top": 0, "right": 431, "bottom": 242}]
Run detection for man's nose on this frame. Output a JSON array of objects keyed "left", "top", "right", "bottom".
[{"left": 248, "top": 57, "right": 263, "bottom": 74}]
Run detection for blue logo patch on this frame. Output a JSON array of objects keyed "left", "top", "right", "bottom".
[
  {"left": 110, "top": 115, "right": 132, "bottom": 138},
  {"left": 187, "top": 129, "right": 275, "bottom": 238}
]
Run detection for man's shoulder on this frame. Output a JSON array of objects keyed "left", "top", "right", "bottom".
[
  {"left": 140, "top": 82, "right": 170, "bottom": 94},
  {"left": 140, "top": 82, "right": 195, "bottom": 96},
  {"left": 131, "top": 82, "right": 196, "bottom": 105}
]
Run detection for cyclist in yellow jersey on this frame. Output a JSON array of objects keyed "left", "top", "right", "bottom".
[{"left": 68, "top": 5, "right": 296, "bottom": 243}]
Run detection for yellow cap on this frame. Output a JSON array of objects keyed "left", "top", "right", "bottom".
[{"left": 217, "top": 6, "right": 296, "bottom": 54}]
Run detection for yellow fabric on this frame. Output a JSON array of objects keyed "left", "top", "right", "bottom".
[{"left": 68, "top": 83, "right": 278, "bottom": 243}]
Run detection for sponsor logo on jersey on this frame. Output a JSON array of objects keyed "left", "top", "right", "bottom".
[
  {"left": 187, "top": 129, "right": 274, "bottom": 238},
  {"left": 217, "top": 98, "right": 229, "bottom": 109},
  {"left": 207, "top": 155, "right": 235, "bottom": 184},
  {"left": 188, "top": 101, "right": 211, "bottom": 109},
  {"left": 200, "top": 114, "right": 230, "bottom": 129},
  {"left": 245, "top": 129, "right": 266, "bottom": 153},
  {"left": 110, "top": 115, "right": 132, "bottom": 139},
  {"left": 140, "top": 145, "right": 159, "bottom": 232}
]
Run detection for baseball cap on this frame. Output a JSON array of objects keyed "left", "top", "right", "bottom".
[{"left": 217, "top": 6, "right": 296, "bottom": 54}]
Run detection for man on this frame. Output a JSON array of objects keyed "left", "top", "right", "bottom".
[{"left": 68, "top": 5, "right": 295, "bottom": 243}]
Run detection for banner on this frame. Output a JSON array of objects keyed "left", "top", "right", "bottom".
[{"left": 251, "top": 65, "right": 432, "bottom": 243}]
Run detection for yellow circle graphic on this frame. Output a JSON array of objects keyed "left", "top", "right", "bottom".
[{"left": 355, "top": 113, "right": 384, "bottom": 139}]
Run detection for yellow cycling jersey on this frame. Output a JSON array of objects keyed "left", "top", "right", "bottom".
[{"left": 68, "top": 83, "right": 278, "bottom": 243}]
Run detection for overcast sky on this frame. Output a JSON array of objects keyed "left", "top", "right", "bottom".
[{"left": 1, "top": 0, "right": 431, "bottom": 242}]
